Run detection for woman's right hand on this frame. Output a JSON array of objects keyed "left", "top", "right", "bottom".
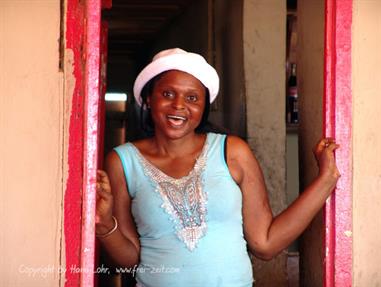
[
  {"left": 96, "top": 170, "right": 114, "bottom": 234},
  {"left": 313, "top": 138, "right": 341, "bottom": 185}
]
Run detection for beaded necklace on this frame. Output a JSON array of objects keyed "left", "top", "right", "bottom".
[{"left": 132, "top": 137, "right": 209, "bottom": 251}]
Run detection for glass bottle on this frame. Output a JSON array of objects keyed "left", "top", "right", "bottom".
[{"left": 287, "top": 63, "right": 298, "bottom": 124}]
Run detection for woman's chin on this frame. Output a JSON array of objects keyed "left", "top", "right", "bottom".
[{"left": 156, "top": 127, "right": 196, "bottom": 140}]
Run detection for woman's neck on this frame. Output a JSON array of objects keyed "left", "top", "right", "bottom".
[{"left": 152, "top": 132, "right": 206, "bottom": 158}]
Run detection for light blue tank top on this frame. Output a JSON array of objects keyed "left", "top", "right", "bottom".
[{"left": 114, "top": 133, "right": 253, "bottom": 287}]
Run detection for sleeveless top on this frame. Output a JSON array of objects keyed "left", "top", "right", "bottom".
[{"left": 114, "top": 133, "right": 253, "bottom": 287}]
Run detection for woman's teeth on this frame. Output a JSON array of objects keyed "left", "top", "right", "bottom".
[{"left": 167, "top": 115, "right": 187, "bottom": 126}]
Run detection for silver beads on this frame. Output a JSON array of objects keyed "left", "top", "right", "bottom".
[{"left": 134, "top": 144, "right": 208, "bottom": 251}]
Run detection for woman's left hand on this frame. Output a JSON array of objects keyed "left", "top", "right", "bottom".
[
  {"left": 95, "top": 170, "right": 114, "bottom": 232},
  {"left": 313, "top": 138, "right": 341, "bottom": 183}
]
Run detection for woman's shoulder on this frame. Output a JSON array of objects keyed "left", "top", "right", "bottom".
[
  {"left": 130, "top": 137, "right": 155, "bottom": 154},
  {"left": 105, "top": 138, "right": 154, "bottom": 171},
  {"left": 130, "top": 137, "right": 152, "bottom": 148},
  {"left": 226, "top": 135, "right": 254, "bottom": 160},
  {"left": 205, "top": 132, "right": 252, "bottom": 157},
  {"left": 226, "top": 134, "right": 247, "bottom": 144},
  {"left": 107, "top": 138, "right": 151, "bottom": 162},
  {"left": 111, "top": 137, "right": 153, "bottom": 152}
]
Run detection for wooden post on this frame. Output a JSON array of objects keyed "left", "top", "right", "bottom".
[
  {"left": 80, "top": 0, "right": 102, "bottom": 286},
  {"left": 323, "top": 0, "right": 353, "bottom": 286}
]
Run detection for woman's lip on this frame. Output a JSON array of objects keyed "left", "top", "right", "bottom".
[
  {"left": 167, "top": 118, "right": 186, "bottom": 127},
  {"left": 167, "top": 115, "right": 187, "bottom": 121},
  {"left": 166, "top": 115, "right": 187, "bottom": 127}
]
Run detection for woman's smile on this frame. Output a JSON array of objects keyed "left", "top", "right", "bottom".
[{"left": 166, "top": 114, "right": 188, "bottom": 127}]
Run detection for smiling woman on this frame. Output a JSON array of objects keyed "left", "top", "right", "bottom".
[
  {"left": 147, "top": 71, "right": 206, "bottom": 137},
  {"left": 135, "top": 48, "right": 217, "bottom": 137},
  {"left": 95, "top": 48, "right": 340, "bottom": 287}
]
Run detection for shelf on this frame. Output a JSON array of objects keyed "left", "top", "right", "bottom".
[{"left": 286, "top": 123, "right": 299, "bottom": 133}]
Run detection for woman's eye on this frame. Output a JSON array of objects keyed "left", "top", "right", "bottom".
[
  {"left": 163, "top": 91, "right": 174, "bottom": 98},
  {"left": 187, "top": 95, "right": 198, "bottom": 102}
]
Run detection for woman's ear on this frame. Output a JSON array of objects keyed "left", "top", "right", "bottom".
[{"left": 146, "top": 96, "right": 151, "bottom": 108}]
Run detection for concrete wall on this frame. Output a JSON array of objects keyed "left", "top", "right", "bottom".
[
  {"left": 352, "top": 1, "right": 381, "bottom": 286},
  {"left": 297, "top": 1, "right": 325, "bottom": 286},
  {"left": 243, "top": 0, "right": 287, "bottom": 286},
  {"left": 0, "top": 0, "right": 63, "bottom": 286}
]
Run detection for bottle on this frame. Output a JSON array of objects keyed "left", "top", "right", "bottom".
[{"left": 287, "top": 63, "right": 298, "bottom": 124}]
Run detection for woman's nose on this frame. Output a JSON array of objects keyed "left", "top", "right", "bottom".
[{"left": 172, "top": 95, "right": 185, "bottom": 109}]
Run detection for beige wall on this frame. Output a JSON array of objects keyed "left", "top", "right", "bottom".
[
  {"left": 0, "top": 1, "right": 63, "bottom": 286},
  {"left": 352, "top": 1, "right": 381, "bottom": 286},
  {"left": 243, "top": 0, "right": 287, "bottom": 286},
  {"left": 297, "top": 1, "right": 325, "bottom": 286}
]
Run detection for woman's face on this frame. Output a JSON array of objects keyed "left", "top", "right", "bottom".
[{"left": 148, "top": 70, "right": 206, "bottom": 140}]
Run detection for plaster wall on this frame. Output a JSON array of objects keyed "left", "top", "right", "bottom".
[
  {"left": 243, "top": 0, "right": 287, "bottom": 285},
  {"left": 352, "top": 1, "right": 381, "bottom": 285},
  {"left": 0, "top": 1, "right": 63, "bottom": 286},
  {"left": 297, "top": 1, "right": 325, "bottom": 286}
]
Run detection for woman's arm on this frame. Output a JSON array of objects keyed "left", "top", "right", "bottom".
[
  {"left": 226, "top": 136, "right": 339, "bottom": 260},
  {"left": 96, "top": 151, "right": 140, "bottom": 267}
]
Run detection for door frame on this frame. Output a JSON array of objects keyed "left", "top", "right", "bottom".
[
  {"left": 323, "top": 0, "right": 353, "bottom": 286},
  {"left": 64, "top": 0, "right": 110, "bottom": 286}
]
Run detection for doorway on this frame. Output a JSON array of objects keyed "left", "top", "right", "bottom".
[
  {"left": 99, "top": 0, "right": 293, "bottom": 286},
  {"left": 93, "top": 0, "right": 353, "bottom": 287}
]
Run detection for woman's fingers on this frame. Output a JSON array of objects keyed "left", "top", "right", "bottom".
[
  {"left": 315, "top": 138, "right": 338, "bottom": 154},
  {"left": 326, "top": 143, "right": 340, "bottom": 152},
  {"left": 313, "top": 138, "right": 341, "bottom": 181},
  {"left": 317, "top": 137, "right": 335, "bottom": 148},
  {"left": 97, "top": 188, "right": 112, "bottom": 200},
  {"left": 97, "top": 170, "right": 110, "bottom": 183},
  {"left": 95, "top": 170, "right": 114, "bottom": 226},
  {"left": 96, "top": 181, "right": 111, "bottom": 193},
  {"left": 97, "top": 170, "right": 111, "bottom": 193},
  {"left": 96, "top": 185, "right": 113, "bottom": 224}
]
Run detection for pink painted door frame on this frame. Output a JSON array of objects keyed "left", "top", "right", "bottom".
[
  {"left": 64, "top": 0, "right": 88, "bottom": 285},
  {"left": 80, "top": 0, "right": 102, "bottom": 285},
  {"left": 324, "top": 0, "right": 353, "bottom": 286},
  {"left": 64, "top": 0, "right": 110, "bottom": 286}
]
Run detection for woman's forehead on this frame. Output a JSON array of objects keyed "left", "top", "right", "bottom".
[{"left": 154, "top": 70, "right": 205, "bottom": 89}]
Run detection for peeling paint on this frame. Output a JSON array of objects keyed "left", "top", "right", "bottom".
[
  {"left": 63, "top": 0, "right": 86, "bottom": 285},
  {"left": 344, "top": 230, "right": 352, "bottom": 238}
]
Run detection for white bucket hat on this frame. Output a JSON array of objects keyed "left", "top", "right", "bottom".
[{"left": 133, "top": 48, "right": 220, "bottom": 106}]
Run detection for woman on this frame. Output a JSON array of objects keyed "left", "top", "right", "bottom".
[{"left": 96, "top": 48, "right": 340, "bottom": 287}]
